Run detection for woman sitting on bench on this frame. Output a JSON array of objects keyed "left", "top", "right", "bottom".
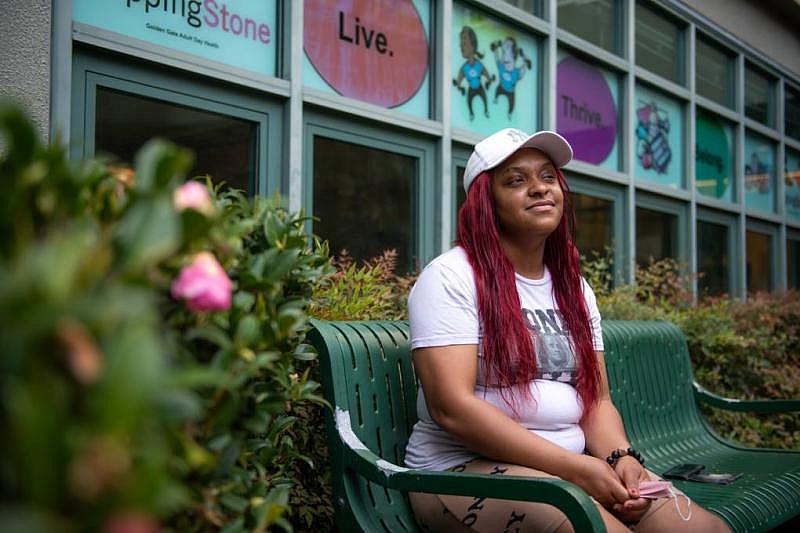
[{"left": 404, "top": 128, "right": 729, "bottom": 532}]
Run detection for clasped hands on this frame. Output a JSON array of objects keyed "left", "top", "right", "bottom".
[{"left": 570, "top": 454, "right": 651, "bottom": 523}]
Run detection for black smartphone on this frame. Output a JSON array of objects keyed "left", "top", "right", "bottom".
[{"left": 662, "top": 463, "right": 705, "bottom": 480}]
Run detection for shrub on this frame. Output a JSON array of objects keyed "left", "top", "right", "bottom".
[{"left": 0, "top": 103, "right": 334, "bottom": 531}]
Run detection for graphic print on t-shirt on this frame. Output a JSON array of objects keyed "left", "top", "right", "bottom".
[{"left": 522, "top": 307, "right": 577, "bottom": 385}]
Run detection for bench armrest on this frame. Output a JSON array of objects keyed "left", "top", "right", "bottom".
[
  {"left": 694, "top": 382, "right": 800, "bottom": 413},
  {"left": 333, "top": 409, "right": 605, "bottom": 532}
]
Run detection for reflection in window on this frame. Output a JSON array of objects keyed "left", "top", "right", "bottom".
[
  {"left": 95, "top": 87, "right": 255, "bottom": 192},
  {"left": 572, "top": 193, "right": 613, "bottom": 260},
  {"left": 695, "top": 111, "right": 734, "bottom": 202},
  {"left": 697, "top": 220, "right": 729, "bottom": 296},
  {"left": 744, "top": 132, "right": 776, "bottom": 213},
  {"left": 788, "top": 239, "right": 800, "bottom": 290},
  {"left": 787, "top": 85, "right": 800, "bottom": 141},
  {"left": 746, "top": 230, "right": 772, "bottom": 292},
  {"left": 636, "top": 207, "right": 676, "bottom": 265},
  {"left": 557, "top": 0, "right": 621, "bottom": 55},
  {"left": 745, "top": 64, "right": 774, "bottom": 127},
  {"left": 695, "top": 37, "right": 734, "bottom": 108},
  {"left": 635, "top": 1, "right": 683, "bottom": 84},
  {"left": 313, "top": 137, "right": 415, "bottom": 272}
]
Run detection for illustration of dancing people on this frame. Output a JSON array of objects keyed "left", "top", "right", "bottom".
[
  {"left": 453, "top": 26, "right": 495, "bottom": 121},
  {"left": 635, "top": 101, "right": 672, "bottom": 174},
  {"left": 491, "top": 37, "right": 532, "bottom": 120}
]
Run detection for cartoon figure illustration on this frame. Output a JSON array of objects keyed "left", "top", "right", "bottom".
[
  {"left": 635, "top": 101, "right": 672, "bottom": 174},
  {"left": 453, "top": 26, "right": 494, "bottom": 121},
  {"left": 490, "top": 37, "right": 532, "bottom": 120},
  {"left": 745, "top": 152, "right": 770, "bottom": 193}
]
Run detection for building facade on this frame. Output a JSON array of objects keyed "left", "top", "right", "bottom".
[{"left": 2, "top": 0, "right": 800, "bottom": 296}]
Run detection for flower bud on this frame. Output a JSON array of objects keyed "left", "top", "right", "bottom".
[{"left": 173, "top": 181, "right": 214, "bottom": 216}]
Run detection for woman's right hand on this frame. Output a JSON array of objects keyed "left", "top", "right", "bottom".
[{"left": 564, "top": 454, "right": 630, "bottom": 509}]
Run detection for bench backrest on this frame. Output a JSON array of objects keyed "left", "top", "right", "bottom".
[{"left": 309, "top": 319, "right": 706, "bottom": 531}]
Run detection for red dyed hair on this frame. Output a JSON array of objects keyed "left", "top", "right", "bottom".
[{"left": 455, "top": 169, "right": 601, "bottom": 417}]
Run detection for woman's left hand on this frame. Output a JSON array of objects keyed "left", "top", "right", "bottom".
[{"left": 610, "top": 456, "right": 652, "bottom": 523}]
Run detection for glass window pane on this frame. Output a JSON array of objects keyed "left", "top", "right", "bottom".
[
  {"left": 572, "top": 192, "right": 613, "bottom": 258},
  {"left": 635, "top": 1, "right": 683, "bottom": 84},
  {"left": 745, "top": 64, "right": 774, "bottom": 126},
  {"left": 95, "top": 87, "right": 255, "bottom": 193},
  {"left": 313, "top": 137, "right": 415, "bottom": 271},
  {"left": 451, "top": 3, "right": 540, "bottom": 136},
  {"left": 695, "top": 37, "right": 734, "bottom": 108},
  {"left": 788, "top": 239, "right": 800, "bottom": 290},
  {"left": 634, "top": 84, "right": 684, "bottom": 188},
  {"left": 557, "top": 0, "right": 621, "bottom": 55},
  {"left": 787, "top": 85, "right": 800, "bottom": 141},
  {"left": 500, "top": 0, "right": 544, "bottom": 17},
  {"left": 636, "top": 207, "right": 677, "bottom": 264},
  {"left": 695, "top": 110, "right": 734, "bottom": 201},
  {"left": 697, "top": 220, "right": 730, "bottom": 296},
  {"left": 744, "top": 132, "right": 776, "bottom": 213},
  {"left": 455, "top": 164, "right": 467, "bottom": 214},
  {"left": 746, "top": 230, "right": 772, "bottom": 292},
  {"left": 786, "top": 149, "right": 800, "bottom": 221},
  {"left": 303, "top": 0, "right": 431, "bottom": 118},
  {"left": 557, "top": 52, "right": 621, "bottom": 171}
]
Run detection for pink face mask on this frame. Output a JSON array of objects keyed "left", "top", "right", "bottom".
[{"left": 637, "top": 481, "right": 693, "bottom": 521}]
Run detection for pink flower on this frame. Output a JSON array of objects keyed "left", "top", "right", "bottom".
[
  {"left": 102, "top": 512, "right": 159, "bottom": 533},
  {"left": 171, "top": 252, "right": 232, "bottom": 312},
  {"left": 173, "top": 181, "right": 214, "bottom": 216}
]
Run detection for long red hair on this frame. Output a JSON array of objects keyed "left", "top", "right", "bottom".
[{"left": 455, "top": 169, "right": 601, "bottom": 417}]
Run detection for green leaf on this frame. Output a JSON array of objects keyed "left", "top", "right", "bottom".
[
  {"left": 114, "top": 195, "right": 180, "bottom": 273},
  {"left": 234, "top": 314, "right": 260, "bottom": 348},
  {"left": 133, "top": 139, "right": 193, "bottom": 192},
  {"left": 220, "top": 493, "right": 249, "bottom": 513}
]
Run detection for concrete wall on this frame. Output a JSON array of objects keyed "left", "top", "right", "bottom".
[
  {"left": 0, "top": 0, "right": 52, "bottom": 146},
  {"left": 681, "top": 0, "right": 800, "bottom": 79}
]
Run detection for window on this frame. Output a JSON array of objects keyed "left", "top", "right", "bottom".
[
  {"left": 572, "top": 193, "right": 613, "bottom": 260},
  {"left": 746, "top": 229, "right": 772, "bottom": 292},
  {"left": 451, "top": 2, "right": 540, "bottom": 136},
  {"left": 634, "top": 84, "right": 684, "bottom": 188},
  {"left": 695, "top": 36, "right": 734, "bottom": 109},
  {"left": 557, "top": 52, "right": 621, "bottom": 171},
  {"left": 635, "top": 1, "right": 683, "bottom": 84},
  {"left": 500, "top": 0, "right": 544, "bottom": 17},
  {"left": 786, "top": 149, "right": 800, "bottom": 221},
  {"left": 695, "top": 110, "right": 734, "bottom": 202},
  {"left": 95, "top": 88, "right": 255, "bottom": 192},
  {"left": 557, "top": 0, "right": 622, "bottom": 55},
  {"left": 788, "top": 238, "right": 800, "bottom": 290},
  {"left": 697, "top": 219, "right": 731, "bottom": 296},
  {"left": 636, "top": 207, "right": 677, "bottom": 265},
  {"left": 745, "top": 63, "right": 775, "bottom": 127},
  {"left": 787, "top": 84, "right": 800, "bottom": 141},
  {"left": 744, "top": 131, "right": 776, "bottom": 213},
  {"left": 312, "top": 137, "right": 416, "bottom": 270}
]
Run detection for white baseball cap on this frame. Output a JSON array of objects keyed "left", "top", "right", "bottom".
[{"left": 463, "top": 128, "right": 573, "bottom": 192}]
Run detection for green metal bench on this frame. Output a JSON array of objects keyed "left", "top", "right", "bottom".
[{"left": 309, "top": 319, "right": 800, "bottom": 532}]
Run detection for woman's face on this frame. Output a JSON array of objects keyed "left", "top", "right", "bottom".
[{"left": 491, "top": 148, "right": 564, "bottom": 240}]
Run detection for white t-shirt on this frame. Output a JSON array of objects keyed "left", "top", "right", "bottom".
[{"left": 404, "top": 246, "right": 604, "bottom": 471}]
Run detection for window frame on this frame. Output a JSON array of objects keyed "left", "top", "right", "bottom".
[
  {"left": 70, "top": 45, "right": 283, "bottom": 196},
  {"left": 695, "top": 33, "right": 736, "bottom": 110},
  {"left": 744, "top": 60, "right": 777, "bottom": 128},
  {"left": 745, "top": 218, "right": 779, "bottom": 293},
  {"left": 303, "top": 112, "right": 437, "bottom": 270},
  {"left": 634, "top": 0, "right": 686, "bottom": 86},
  {"left": 634, "top": 193, "right": 688, "bottom": 267}
]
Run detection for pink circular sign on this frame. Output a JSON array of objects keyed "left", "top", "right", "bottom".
[
  {"left": 304, "top": 0, "right": 429, "bottom": 108},
  {"left": 556, "top": 57, "right": 617, "bottom": 165}
]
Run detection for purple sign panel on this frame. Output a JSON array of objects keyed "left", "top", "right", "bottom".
[{"left": 556, "top": 57, "right": 617, "bottom": 166}]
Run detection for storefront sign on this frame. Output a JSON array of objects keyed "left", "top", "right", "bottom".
[
  {"left": 303, "top": 0, "right": 429, "bottom": 109},
  {"left": 73, "top": 0, "right": 277, "bottom": 76},
  {"left": 695, "top": 114, "right": 732, "bottom": 201},
  {"left": 556, "top": 56, "right": 617, "bottom": 168},
  {"left": 450, "top": 4, "right": 538, "bottom": 136}
]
